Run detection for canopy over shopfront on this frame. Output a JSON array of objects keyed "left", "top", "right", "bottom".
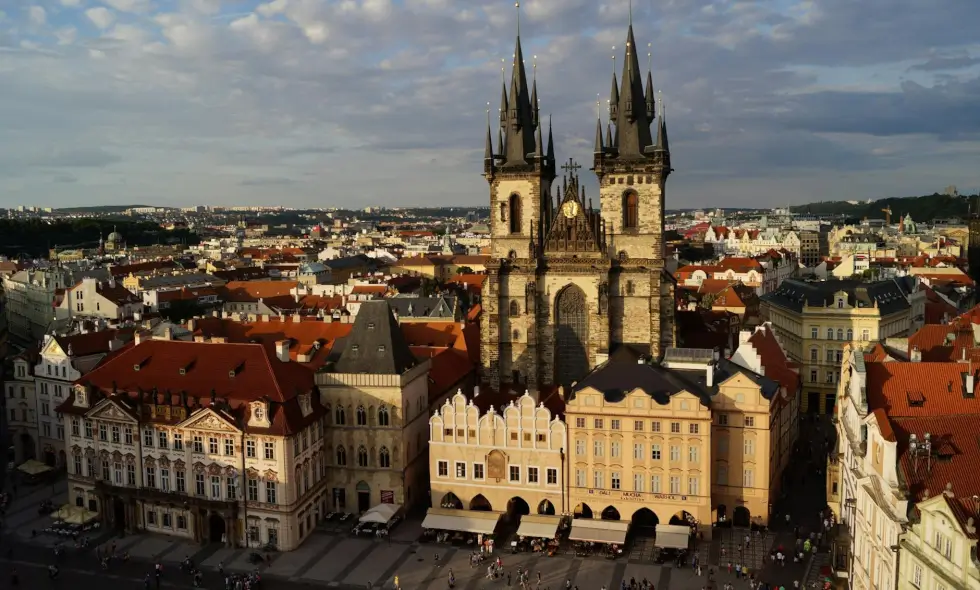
[
  {"left": 17, "top": 459, "right": 53, "bottom": 476},
  {"left": 516, "top": 514, "right": 561, "bottom": 539},
  {"left": 568, "top": 518, "right": 629, "bottom": 544},
  {"left": 359, "top": 503, "right": 402, "bottom": 524},
  {"left": 421, "top": 508, "right": 502, "bottom": 535},
  {"left": 53, "top": 504, "right": 98, "bottom": 524},
  {"left": 655, "top": 524, "right": 691, "bottom": 550}
]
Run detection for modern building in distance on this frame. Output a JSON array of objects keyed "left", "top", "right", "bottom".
[{"left": 761, "top": 278, "right": 920, "bottom": 414}]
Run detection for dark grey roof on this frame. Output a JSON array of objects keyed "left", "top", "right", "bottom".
[
  {"left": 571, "top": 348, "right": 780, "bottom": 405},
  {"left": 323, "top": 254, "right": 374, "bottom": 271},
  {"left": 761, "top": 278, "right": 911, "bottom": 316},
  {"left": 571, "top": 347, "right": 713, "bottom": 407},
  {"left": 332, "top": 301, "right": 417, "bottom": 375},
  {"left": 140, "top": 273, "right": 219, "bottom": 289},
  {"left": 387, "top": 295, "right": 457, "bottom": 319}
]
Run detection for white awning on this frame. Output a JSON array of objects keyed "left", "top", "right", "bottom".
[
  {"left": 568, "top": 518, "right": 629, "bottom": 545},
  {"left": 360, "top": 503, "right": 401, "bottom": 524},
  {"left": 516, "top": 515, "right": 561, "bottom": 539},
  {"left": 421, "top": 508, "right": 502, "bottom": 534},
  {"left": 655, "top": 524, "right": 691, "bottom": 550}
]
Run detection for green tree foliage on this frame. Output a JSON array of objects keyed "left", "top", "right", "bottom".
[
  {"left": 160, "top": 299, "right": 205, "bottom": 323},
  {"left": 790, "top": 193, "right": 977, "bottom": 221},
  {"left": 0, "top": 219, "right": 200, "bottom": 258}
]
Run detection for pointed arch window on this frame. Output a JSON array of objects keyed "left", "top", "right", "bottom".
[
  {"left": 623, "top": 191, "right": 639, "bottom": 230},
  {"left": 336, "top": 446, "right": 347, "bottom": 466},
  {"left": 508, "top": 194, "right": 522, "bottom": 234},
  {"left": 499, "top": 203, "right": 507, "bottom": 222},
  {"left": 334, "top": 406, "right": 346, "bottom": 426},
  {"left": 378, "top": 406, "right": 390, "bottom": 427},
  {"left": 379, "top": 446, "right": 391, "bottom": 468},
  {"left": 356, "top": 405, "right": 367, "bottom": 426},
  {"left": 357, "top": 446, "right": 368, "bottom": 467},
  {"left": 509, "top": 300, "right": 520, "bottom": 317}
]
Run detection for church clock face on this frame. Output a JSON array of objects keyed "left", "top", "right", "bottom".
[{"left": 562, "top": 201, "right": 580, "bottom": 218}]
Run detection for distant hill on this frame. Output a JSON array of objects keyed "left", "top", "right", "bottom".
[{"left": 791, "top": 193, "right": 977, "bottom": 221}]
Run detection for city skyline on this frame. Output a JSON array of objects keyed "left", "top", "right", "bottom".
[{"left": 2, "top": 0, "right": 979, "bottom": 209}]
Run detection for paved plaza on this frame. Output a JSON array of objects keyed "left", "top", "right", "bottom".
[{"left": 3, "top": 418, "right": 833, "bottom": 590}]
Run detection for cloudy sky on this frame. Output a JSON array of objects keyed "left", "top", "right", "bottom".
[{"left": 2, "top": 0, "right": 979, "bottom": 209}]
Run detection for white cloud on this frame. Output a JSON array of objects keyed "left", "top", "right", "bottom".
[
  {"left": 54, "top": 26, "right": 78, "bottom": 45},
  {"left": 103, "top": 0, "right": 152, "bottom": 13},
  {"left": 85, "top": 7, "right": 115, "bottom": 29},
  {"left": 60, "top": 0, "right": 83, "bottom": 7},
  {"left": 27, "top": 6, "right": 46, "bottom": 26},
  {"left": 256, "top": 0, "right": 288, "bottom": 17}
]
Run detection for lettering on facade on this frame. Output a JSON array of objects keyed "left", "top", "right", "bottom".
[
  {"left": 587, "top": 489, "right": 687, "bottom": 502},
  {"left": 487, "top": 449, "right": 507, "bottom": 481}
]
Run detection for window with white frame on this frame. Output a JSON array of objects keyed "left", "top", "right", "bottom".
[
  {"left": 651, "top": 474, "right": 661, "bottom": 493},
  {"left": 744, "top": 439, "right": 755, "bottom": 455},
  {"left": 575, "top": 439, "right": 585, "bottom": 456},
  {"left": 455, "top": 462, "right": 466, "bottom": 478},
  {"left": 633, "top": 443, "right": 644, "bottom": 460},
  {"left": 669, "top": 445, "right": 680, "bottom": 461},
  {"left": 610, "top": 441, "right": 621, "bottom": 458},
  {"left": 933, "top": 531, "right": 952, "bottom": 560},
  {"left": 911, "top": 563, "right": 921, "bottom": 588},
  {"left": 527, "top": 467, "right": 539, "bottom": 484},
  {"left": 689, "top": 446, "right": 699, "bottom": 462},
  {"left": 546, "top": 468, "right": 557, "bottom": 485},
  {"left": 743, "top": 468, "right": 754, "bottom": 487},
  {"left": 473, "top": 463, "right": 485, "bottom": 480},
  {"left": 509, "top": 465, "right": 520, "bottom": 482},
  {"left": 593, "top": 440, "right": 604, "bottom": 457},
  {"left": 575, "top": 469, "right": 585, "bottom": 487},
  {"left": 633, "top": 473, "right": 643, "bottom": 492},
  {"left": 669, "top": 476, "right": 680, "bottom": 494},
  {"left": 610, "top": 471, "right": 621, "bottom": 490},
  {"left": 651, "top": 444, "right": 662, "bottom": 460},
  {"left": 592, "top": 469, "right": 603, "bottom": 488},
  {"left": 688, "top": 476, "right": 699, "bottom": 495}
]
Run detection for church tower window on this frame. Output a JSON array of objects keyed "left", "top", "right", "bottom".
[
  {"left": 623, "top": 192, "right": 639, "bottom": 230},
  {"left": 499, "top": 203, "right": 507, "bottom": 222},
  {"left": 509, "top": 300, "right": 520, "bottom": 317},
  {"left": 508, "top": 194, "right": 522, "bottom": 234}
]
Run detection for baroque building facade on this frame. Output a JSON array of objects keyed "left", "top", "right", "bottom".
[
  {"left": 58, "top": 338, "right": 328, "bottom": 551},
  {"left": 480, "top": 22, "right": 675, "bottom": 393}
]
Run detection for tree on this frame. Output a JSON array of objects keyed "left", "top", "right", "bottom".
[
  {"left": 455, "top": 266, "right": 475, "bottom": 275},
  {"left": 160, "top": 299, "right": 204, "bottom": 323},
  {"left": 699, "top": 292, "right": 718, "bottom": 310}
]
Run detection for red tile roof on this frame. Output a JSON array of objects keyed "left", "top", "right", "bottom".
[
  {"left": 350, "top": 285, "right": 388, "bottom": 296},
  {"left": 864, "top": 362, "right": 980, "bottom": 417},
  {"left": 892, "top": 415, "right": 980, "bottom": 539},
  {"left": 447, "top": 274, "right": 487, "bottom": 293},
  {"left": 62, "top": 339, "right": 320, "bottom": 435},
  {"left": 219, "top": 281, "right": 299, "bottom": 302},
  {"left": 907, "top": 322, "right": 979, "bottom": 363},
  {"left": 718, "top": 257, "right": 764, "bottom": 273},
  {"left": 192, "top": 317, "right": 352, "bottom": 368},
  {"left": 747, "top": 324, "right": 799, "bottom": 393},
  {"left": 109, "top": 260, "right": 179, "bottom": 277},
  {"left": 54, "top": 329, "right": 134, "bottom": 357}
]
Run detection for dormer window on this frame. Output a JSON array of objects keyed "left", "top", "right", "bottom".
[{"left": 837, "top": 298, "right": 844, "bottom": 309}]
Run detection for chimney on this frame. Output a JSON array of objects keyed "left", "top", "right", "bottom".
[
  {"left": 706, "top": 361, "right": 715, "bottom": 387},
  {"left": 134, "top": 330, "right": 148, "bottom": 346},
  {"left": 163, "top": 326, "right": 173, "bottom": 341},
  {"left": 186, "top": 318, "right": 196, "bottom": 332},
  {"left": 911, "top": 345, "right": 921, "bottom": 362},
  {"left": 473, "top": 385, "right": 480, "bottom": 397},
  {"left": 133, "top": 311, "right": 142, "bottom": 322},
  {"left": 967, "top": 373, "right": 976, "bottom": 397},
  {"left": 292, "top": 313, "right": 302, "bottom": 323},
  {"left": 108, "top": 338, "right": 121, "bottom": 352},
  {"left": 275, "top": 340, "right": 290, "bottom": 362}
]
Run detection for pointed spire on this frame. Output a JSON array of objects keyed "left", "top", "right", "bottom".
[
  {"left": 501, "top": 31, "right": 536, "bottom": 165},
  {"left": 608, "top": 22, "right": 654, "bottom": 159},
  {"left": 499, "top": 80, "right": 508, "bottom": 128},
  {"left": 609, "top": 69, "right": 620, "bottom": 122},
  {"left": 485, "top": 114, "right": 494, "bottom": 162},
  {"left": 546, "top": 115, "right": 555, "bottom": 164},
  {"left": 645, "top": 70, "right": 656, "bottom": 120},
  {"left": 534, "top": 119, "right": 544, "bottom": 158},
  {"left": 530, "top": 77, "right": 539, "bottom": 128},
  {"left": 498, "top": 128, "right": 505, "bottom": 156},
  {"left": 594, "top": 118, "right": 604, "bottom": 153},
  {"left": 606, "top": 123, "right": 614, "bottom": 149}
]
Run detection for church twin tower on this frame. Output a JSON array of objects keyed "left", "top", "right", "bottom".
[{"left": 480, "top": 17, "right": 676, "bottom": 393}]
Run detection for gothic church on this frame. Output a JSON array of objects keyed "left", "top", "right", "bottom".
[{"left": 480, "top": 18, "right": 676, "bottom": 392}]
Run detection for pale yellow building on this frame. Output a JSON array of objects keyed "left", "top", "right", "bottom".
[
  {"left": 427, "top": 390, "right": 566, "bottom": 531},
  {"left": 564, "top": 349, "right": 715, "bottom": 538},
  {"left": 761, "top": 278, "right": 920, "bottom": 414}
]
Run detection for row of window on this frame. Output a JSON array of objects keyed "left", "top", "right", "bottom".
[
  {"left": 572, "top": 418, "right": 701, "bottom": 434},
  {"left": 573, "top": 470, "right": 701, "bottom": 495},
  {"left": 440, "top": 428, "right": 549, "bottom": 444},
  {"left": 72, "top": 456, "right": 280, "bottom": 503},
  {"left": 573, "top": 439, "right": 756, "bottom": 460},
  {"left": 809, "top": 370, "right": 841, "bottom": 384},
  {"left": 328, "top": 404, "right": 391, "bottom": 427},
  {"left": 435, "top": 461, "right": 558, "bottom": 485},
  {"left": 334, "top": 445, "right": 392, "bottom": 468},
  {"left": 72, "top": 419, "right": 282, "bottom": 459},
  {"left": 810, "top": 326, "right": 870, "bottom": 341}
]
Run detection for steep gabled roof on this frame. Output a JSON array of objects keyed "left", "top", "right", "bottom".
[{"left": 333, "top": 301, "right": 418, "bottom": 375}]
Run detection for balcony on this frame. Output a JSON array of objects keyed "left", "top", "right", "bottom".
[{"left": 93, "top": 481, "right": 237, "bottom": 512}]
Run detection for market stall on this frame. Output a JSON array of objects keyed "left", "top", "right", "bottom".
[{"left": 421, "top": 507, "right": 502, "bottom": 535}]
